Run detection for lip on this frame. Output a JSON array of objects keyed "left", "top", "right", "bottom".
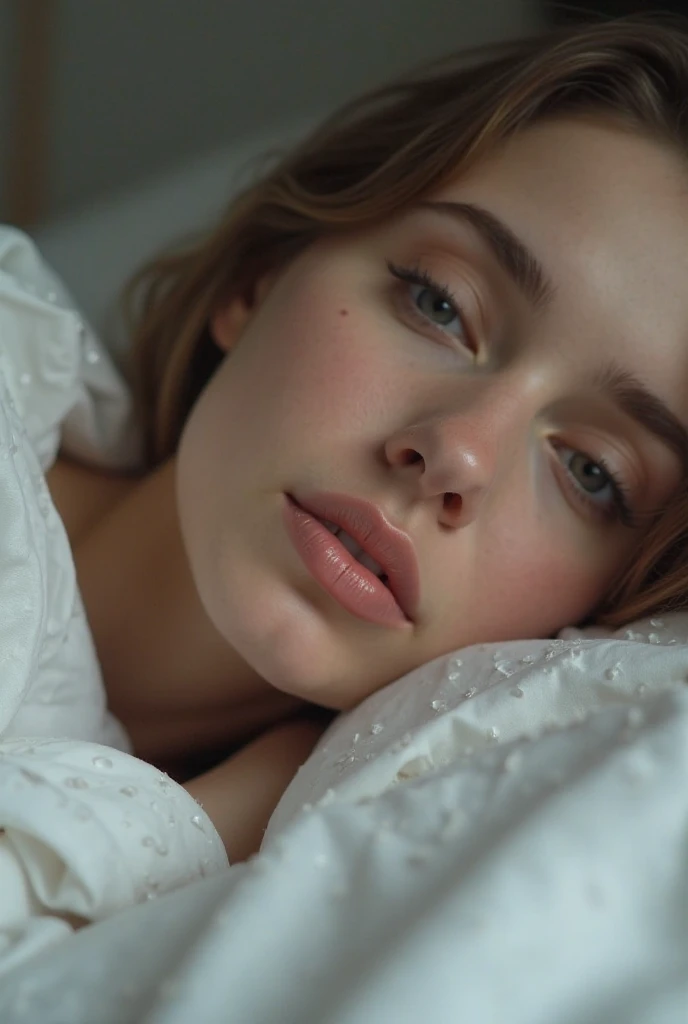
[{"left": 285, "top": 491, "right": 420, "bottom": 623}]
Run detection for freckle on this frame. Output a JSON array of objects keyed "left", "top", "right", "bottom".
[{"left": 339, "top": 308, "right": 349, "bottom": 316}]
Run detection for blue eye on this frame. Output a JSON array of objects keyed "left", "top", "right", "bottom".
[
  {"left": 412, "top": 282, "right": 458, "bottom": 328},
  {"left": 387, "top": 260, "right": 473, "bottom": 349},
  {"left": 557, "top": 444, "right": 639, "bottom": 528},
  {"left": 568, "top": 451, "right": 609, "bottom": 494}
]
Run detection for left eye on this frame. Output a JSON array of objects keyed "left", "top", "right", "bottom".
[
  {"left": 556, "top": 443, "right": 637, "bottom": 527},
  {"left": 567, "top": 450, "right": 610, "bottom": 495}
]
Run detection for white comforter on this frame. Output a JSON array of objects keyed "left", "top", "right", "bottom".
[
  {"left": 0, "top": 225, "right": 686, "bottom": 1022},
  {"left": 0, "top": 226, "right": 227, "bottom": 972}
]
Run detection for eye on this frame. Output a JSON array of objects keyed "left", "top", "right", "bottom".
[
  {"left": 413, "top": 283, "right": 457, "bottom": 328},
  {"left": 556, "top": 444, "right": 639, "bottom": 528},
  {"left": 569, "top": 451, "right": 608, "bottom": 494},
  {"left": 386, "top": 260, "right": 474, "bottom": 350}
]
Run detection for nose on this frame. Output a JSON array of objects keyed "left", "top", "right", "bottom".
[{"left": 384, "top": 394, "right": 510, "bottom": 528}]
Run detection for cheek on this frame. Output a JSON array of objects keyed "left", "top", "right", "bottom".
[
  {"left": 181, "top": 290, "right": 399, "bottom": 507},
  {"left": 468, "top": 526, "right": 614, "bottom": 640},
  {"left": 260, "top": 297, "right": 397, "bottom": 437},
  {"left": 516, "top": 552, "right": 598, "bottom": 627}
]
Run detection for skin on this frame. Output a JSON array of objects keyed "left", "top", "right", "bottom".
[{"left": 175, "top": 116, "right": 688, "bottom": 713}]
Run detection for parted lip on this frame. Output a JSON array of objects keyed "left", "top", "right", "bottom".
[{"left": 288, "top": 491, "right": 420, "bottom": 623}]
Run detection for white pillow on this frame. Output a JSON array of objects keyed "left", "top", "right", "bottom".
[{"left": 265, "top": 610, "right": 688, "bottom": 843}]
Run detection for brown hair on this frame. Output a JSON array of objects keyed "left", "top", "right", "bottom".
[{"left": 123, "top": 13, "right": 688, "bottom": 630}]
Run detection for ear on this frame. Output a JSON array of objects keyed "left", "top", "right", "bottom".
[{"left": 209, "top": 272, "right": 277, "bottom": 354}]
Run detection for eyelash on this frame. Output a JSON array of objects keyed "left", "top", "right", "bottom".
[
  {"left": 557, "top": 448, "right": 639, "bottom": 529},
  {"left": 386, "top": 259, "right": 640, "bottom": 530},
  {"left": 386, "top": 259, "right": 474, "bottom": 350}
]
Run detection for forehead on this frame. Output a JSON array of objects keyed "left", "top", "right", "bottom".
[
  {"left": 430, "top": 117, "right": 688, "bottom": 300},
  {"left": 419, "top": 118, "right": 688, "bottom": 397},
  {"left": 439, "top": 114, "right": 687, "bottom": 211}
]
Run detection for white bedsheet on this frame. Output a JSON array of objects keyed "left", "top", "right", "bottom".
[{"left": 0, "top": 222, "right": 686, "bottom": 1021}]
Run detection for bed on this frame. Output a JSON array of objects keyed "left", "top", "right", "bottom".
[{"left": 0, "top": 135, "right": 685, "bottom": 1023}]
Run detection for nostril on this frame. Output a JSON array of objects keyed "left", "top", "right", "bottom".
[
  {"left": 443, "top": 492, "right": 462, "bottom": 513},
  {"left": 402, "top": 449, "right": 423, "bottom": 466}
]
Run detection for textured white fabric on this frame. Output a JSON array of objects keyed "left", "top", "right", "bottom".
[
  {"left": 0, "top": 226, "right": 227, "bottom": 972},
  {"left": 0, "top": 682, "right": 686, "bottom": 1023},
  {"left": 266, "top": 613, "right": 688, "bottom": 837}
]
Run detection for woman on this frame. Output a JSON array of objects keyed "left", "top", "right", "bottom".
[{"left": 47, "top": 14, "right": 688, "bottom": 860}]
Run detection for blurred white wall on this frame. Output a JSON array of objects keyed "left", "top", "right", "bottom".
[{"left": 0, "top": 0, "right": 541, "bottom": 224}]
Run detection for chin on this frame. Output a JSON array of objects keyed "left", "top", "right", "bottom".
[
  {"left": 199, "top": 533, "right": 398, "bottom": 710},
  {"left": 209, "top": 571, "right": 353, "bottom": 707}
]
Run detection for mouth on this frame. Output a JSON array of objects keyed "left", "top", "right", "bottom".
[
  {"left": 283, "top": 492, "right": 420, "bottom": 627},
  {"left": 318, "top": 517, "right": 391, "bottom": 585}
]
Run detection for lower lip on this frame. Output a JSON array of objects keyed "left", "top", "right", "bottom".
[{"left": 283, "top": 495, "right": 410, "bottom": 629}]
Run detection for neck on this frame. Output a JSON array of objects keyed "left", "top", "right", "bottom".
[{"left": 73, "top": 455, "right": 305, "bottom": 766}]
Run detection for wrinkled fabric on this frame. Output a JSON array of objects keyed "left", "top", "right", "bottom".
[
  {"left": 267, "top": 614, "right": 688, "bottom": 835},
  {"left": 0, "top": 684, "right": 686, "bottom": 1023},
  {"left": 0, "top": 226, "right": 227, "bottom": 972}
]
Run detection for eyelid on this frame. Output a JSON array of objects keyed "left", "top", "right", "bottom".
[
  {"left": 401, "top": 231, "right": 501, "bottom": 340},
  {"left": 552, "top": 417, "right": 649, "bottom": 496},
  {"left": 548, "top": 440, "right": 639, "bottom": 528},
  {"left": 387, "top": 260, "right": 482, "bottom": 354}
]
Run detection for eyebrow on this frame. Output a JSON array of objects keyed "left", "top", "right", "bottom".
[
  {"left": 592, "top": 361, "right": 688, "bottom": 474},
  {"left": 415, "top": 199, "right": 688, "bottom": 475},
  {"left": 416, "top": 199, "right": 556, "bottom": 312}
]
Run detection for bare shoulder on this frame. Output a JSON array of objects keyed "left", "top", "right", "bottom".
[
  {"left": 45, "top": 455, "right": 143, "bottom": 548},
  {"left": 184, "top": 715, "right": 329, "bottom": 862}
]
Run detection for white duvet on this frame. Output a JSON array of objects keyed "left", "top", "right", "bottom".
[
  {"left": 0, "top": 224, "right": 686, "bottom": 1023},
  {"left": 0, "top": 226, "right": 227, "bottom": 973}
]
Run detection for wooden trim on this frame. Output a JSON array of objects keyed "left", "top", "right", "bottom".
[{"left": 7, "top": 0, "right": 56, "bottom": 227}]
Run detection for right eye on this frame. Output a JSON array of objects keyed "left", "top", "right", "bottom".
[{"left": 387, "top": 260, "right": 476, "bottom": 353}]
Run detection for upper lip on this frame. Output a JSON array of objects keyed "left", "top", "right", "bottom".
[{"left": 290, "top": 491, "right": 420, "bottom": 622}]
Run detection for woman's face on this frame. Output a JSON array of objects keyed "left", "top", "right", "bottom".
[{"left": 176, "top": 117, "right": 688, "bottom": 710}]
